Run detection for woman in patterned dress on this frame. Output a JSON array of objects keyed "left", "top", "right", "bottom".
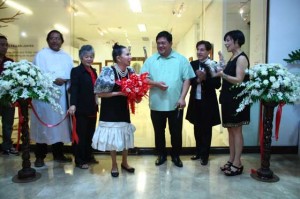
[{"left": 92, "top": 43, "right": 136, "bottom": 177}]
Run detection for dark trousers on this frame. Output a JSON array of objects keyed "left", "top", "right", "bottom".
[
  {"left": 0, "top": 105, "right": 15, "bottom": 151},
  {"left": 35, "top": 142, "right": 65, "bottom": 159},
  {"left": 150, "top": 109, "right": 183, "bottom": 157},
  {"left": 193, "top": 123, "right": 212, "bottom": 160},
  {"left": 73, "top": 114, "right": 96, "bottom": 165}
]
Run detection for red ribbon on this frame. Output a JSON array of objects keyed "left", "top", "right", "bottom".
[
  {"left": 14, "top": 102, "right": 23, "bottom": 151},
  {"left": 30, "top": 102, "right": 69, "bottom": 128},
  {"left": 259, "top": 101, "right": 285, "bottom": 159},
  {"left": 275, "top": 102, "right": 285, "bottom": 141},
  {"left": 71, "top": 115, "right": 79, "bottom": 144},
  {"left": 15, "top": 102, "right": 79, "bottom": 149}
]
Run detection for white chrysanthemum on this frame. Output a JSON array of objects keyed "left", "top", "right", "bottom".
[
  {"left": 261, "top": 69, "right": 268, "bottom": 76},
  {"left": 269, "top": 76, "right": 276, "bottom": 82},
  {"left": 271, "top": 82, "right": 280, "bottom": 89},
  {"left": 28, "top": 69, "right": 36, "bottom": 77},
  {"left": 263, "top": 80, "right": 269, "bottom": 85},
  {"left": 277, "top": 69, "right": 285, "bottom": 75}
]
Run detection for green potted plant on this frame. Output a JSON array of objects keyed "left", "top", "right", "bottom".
[{"left": 283, "top": 49, "right": 300, "bottom": 64}]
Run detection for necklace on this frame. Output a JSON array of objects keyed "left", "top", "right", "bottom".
[
  {"left": 115, "top": 64, "right": 128, "bottom": 79},
  {"left": 231, "top": 51, "right": 242, "bottom": 61}
]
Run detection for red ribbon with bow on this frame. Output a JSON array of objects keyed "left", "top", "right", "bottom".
[
  {"left": 116, "top": 72, "right": 149, "bottom": 114},
  {"left": 259, "top": 101, "right": 285, "bottom": 159}
]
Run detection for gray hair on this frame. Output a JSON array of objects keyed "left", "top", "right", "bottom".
[{"left": 79, "top": 45, "right": 95, "bottom": 59}]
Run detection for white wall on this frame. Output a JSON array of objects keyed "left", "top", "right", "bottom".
[
  {"left": 268, "top": 0, "right": 300, "bottom": 66},
  {"left": 268, "top": 0, "right": 300, "bottom": 146},
  {"left": 204, "top": 0, "right": 224, "bottom": 60},
  {"left": 175, "top": 24, "right": 197, "bottom": 59},
  {"left": 250, "top": 0, "right": 267, "bottom": 66}
]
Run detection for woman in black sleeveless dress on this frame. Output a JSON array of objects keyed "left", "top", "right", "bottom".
[
  {"left": 216, "top": 30, "right": 250, "bottom": 176},
  {"left": 92, "top": 44, "right": 136, "bottom": 177}
]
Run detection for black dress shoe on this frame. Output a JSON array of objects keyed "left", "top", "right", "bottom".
[
  {"left": 121, "top": 164, "right": 135, "bottom": 173},
  {"left": 200, "top": 158, "right": 208, "bottom": 166},
  {"left": 190, "top": 155, "right": 200, "bottom": 160},
  {"left": 155, "top": 156, "right": 167, "bottom": 166},
  {"left": 172, "top": 156, "right": 183, "bottom": 167}
]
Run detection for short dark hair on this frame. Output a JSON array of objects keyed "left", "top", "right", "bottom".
[
  {"left": 224, "top": 30, "right": 245, "bottom": 47},
  {"left": 46, "top": 30, "right": 64, "bottom": 43},
  {"left": 112, "top": 43, "right": 126, "bottom": 63},
  {"left": 79, "top": 45, "right": 94, "bottom": 59},
  {"left": 156, "top": 31, "right": 172, "bottom": 43},
  {"left": 196, "top": 40, "right": 212, "bottom": 51},
  {"left": 0, "top": 35, "right": 7, "bottom": 40}
]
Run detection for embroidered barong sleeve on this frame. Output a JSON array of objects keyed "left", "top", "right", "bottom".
[{"left": 94, "top": 66, "right": 115, "bottom": 93}]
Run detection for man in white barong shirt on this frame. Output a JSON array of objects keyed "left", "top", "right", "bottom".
[{"left": 30, "top": 30, "right": 73, "bottom": 167}]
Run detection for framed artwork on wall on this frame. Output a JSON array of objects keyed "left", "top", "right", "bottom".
[
  {"left": 92, "top": 62, "right": 102, "bottom": 74},
  {"left": 209, "top": 43, "right": 214, "bottom": 60},
  {"left": 105, "top": 60, "right": 114, "bottom": 66}
]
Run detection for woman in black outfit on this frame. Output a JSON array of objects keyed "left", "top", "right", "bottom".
[
  {"left": 69, "top": 45, "right": 98, "bottom": 169},
  {"left": 216, "top": 30, "right": 250, "bottom": 176},
  {"left": 186, "top": 40, "right": 221, "bottom": 166},
  {"left": 92, "top": 43, "right": 136, "bottom": 177}
]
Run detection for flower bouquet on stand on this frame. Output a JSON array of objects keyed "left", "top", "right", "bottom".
[
  {"left": 0, "top": 60, "right": 62, "bottom": 112},
  {"left": 0, "top": 60, "right": 62, "bottom": 183},
  {"left": 234, "top": 63, "right": 300, "bottom": 182},
  {"left": 116, "top": 72, "right": 149, "bottom": 114}
]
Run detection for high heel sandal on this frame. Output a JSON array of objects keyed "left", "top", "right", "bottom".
[
  {"left": 111, "top": 167, "right": 119, "bottom": 177},
  {"left": 121, "top": 164, "right": 135, "bottom": 173},
  {"left": 220, "top": 161, "right": 232, "bottom": 171},
  {"left": 224, "top": 165, "right": 243, "bottom": 176}
]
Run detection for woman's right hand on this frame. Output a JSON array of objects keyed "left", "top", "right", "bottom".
[
  {"left": 156, "top": 81, "right": 168, "bottom": 91},
  {"left": 68, "top": 105, "right": 76, "bottom": 115}
]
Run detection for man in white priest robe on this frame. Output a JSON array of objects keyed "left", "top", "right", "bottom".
[{"left": 30, "top": 30, "right": 73, "bottom": 167}]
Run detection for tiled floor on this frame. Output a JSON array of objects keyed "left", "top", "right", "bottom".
[{"left": 0, "top": 153, "right": 299, "bottom": 199}]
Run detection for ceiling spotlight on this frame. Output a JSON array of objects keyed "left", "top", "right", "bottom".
[
  {"left": 21, "top": 31, "right": 27, "bottom": 37},
  {"left": 128, "top": 0, "right": 142, "bottom": 13},
  {"left": 172, "top": 2, "right": 184, "bottom": 18},
  {"left": 239, "top": 0, "right": 250, "bottom": 23},
  {"left": 137, "top": 24, "right": 147, "bottom": 32}
]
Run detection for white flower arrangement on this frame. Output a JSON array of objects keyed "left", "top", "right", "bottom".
[
  {"left": 235, "top": 63, "right": 300, "bottom": 112},
  {"left": 0, "top": 60, "right": 62, "bottom": 113}
]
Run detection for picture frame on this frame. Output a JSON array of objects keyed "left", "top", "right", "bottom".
[
  {"left": 105, "top": 60, "right": 114, "bottom": 66},
  {"left": 92, "top": 62, "right": 102, "bottom": 74}
]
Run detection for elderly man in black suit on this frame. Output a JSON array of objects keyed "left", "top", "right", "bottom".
[{"left": 186, "top": 40, "right": 221, "bottom": 166}]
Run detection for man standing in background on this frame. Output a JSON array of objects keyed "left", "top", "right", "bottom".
[
  {"left": 0, "top": 35, "right": 19, "bottom": 155},
  {"left": 30, "top": 30, "right": 73, "bottom": 167}
]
